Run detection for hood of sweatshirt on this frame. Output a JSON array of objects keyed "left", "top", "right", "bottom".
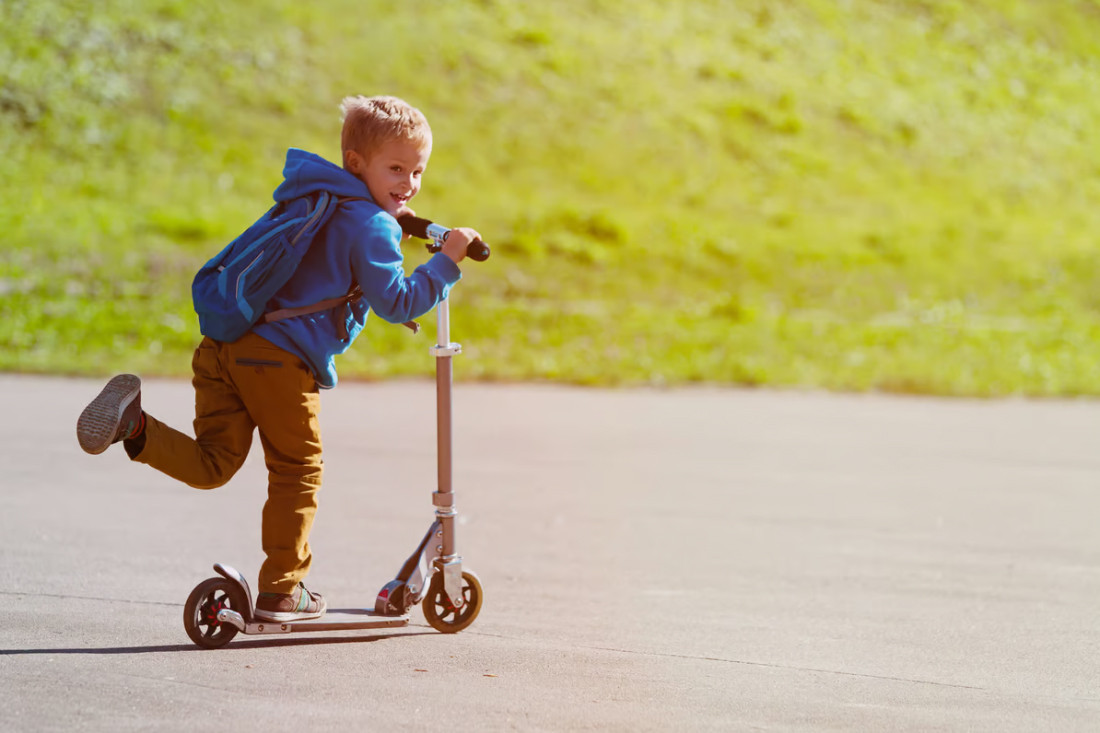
[{"left": 272, "top": 148, "right": 374, "bottom": 203}]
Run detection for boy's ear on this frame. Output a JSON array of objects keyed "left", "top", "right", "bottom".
[{"left": 344, "top": 149, "right": 363, "bottom": 175}]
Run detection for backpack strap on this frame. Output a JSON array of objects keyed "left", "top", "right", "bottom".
[{"left": 261, "top": 284, "right": 362, "bottom": 326}]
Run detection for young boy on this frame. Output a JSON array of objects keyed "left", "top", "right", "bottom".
[{"left": 76, "top": 95, "right": 480, "bottom": 622}]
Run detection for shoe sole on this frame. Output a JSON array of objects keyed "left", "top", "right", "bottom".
[{"left": 77, "top": 374, "right": 141, "bottom": 455}]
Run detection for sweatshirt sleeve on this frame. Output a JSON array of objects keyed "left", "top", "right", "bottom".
[{"left": 348, "top": 211, "right": 463, "bottom": 324}]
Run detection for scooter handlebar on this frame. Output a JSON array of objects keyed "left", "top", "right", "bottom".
[{"left": 398, "top": 214, "right": 491, "bottom": 262}]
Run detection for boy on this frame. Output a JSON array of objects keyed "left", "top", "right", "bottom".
[{"left": 76, "top": 95, "right": 480, "bottom": 622}]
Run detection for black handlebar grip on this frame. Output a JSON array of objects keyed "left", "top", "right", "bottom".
[
  {"left": 397, "top": 214, "right": 431, "bottom": 239},
  {"left": 466, "top": 238, "right": 491, "bottom": 262}
]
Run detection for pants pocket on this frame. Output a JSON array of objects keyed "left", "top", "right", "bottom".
[{"left": 235, "top": 358, "right": 284, "bottom": 368}]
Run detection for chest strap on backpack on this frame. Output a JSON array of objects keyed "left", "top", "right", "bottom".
[{"left": 261, "top": 285, "right": 363, "bottom": 340}]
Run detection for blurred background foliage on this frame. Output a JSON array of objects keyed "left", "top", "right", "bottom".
[{"left": 2, "top": 0, "right": 1100, "bottom": 394}]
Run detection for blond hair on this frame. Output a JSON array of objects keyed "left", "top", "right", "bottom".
[{"left": 339, "top": 95, "right": 432, "bottom": 160}]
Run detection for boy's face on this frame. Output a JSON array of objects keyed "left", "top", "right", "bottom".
[{"left": 347, "top": 137, "right": 431, "bottom": 217}]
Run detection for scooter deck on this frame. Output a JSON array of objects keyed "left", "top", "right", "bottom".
[{"left": 239, "top": 608, "right": 410, "bottom": 635}]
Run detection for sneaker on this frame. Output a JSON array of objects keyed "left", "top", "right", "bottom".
[
  {"left": 254, "top": 583, "right": 327, "bottom": 622},
  {"left": 77, "top": 374, "right": 144, "bottom": 455}
]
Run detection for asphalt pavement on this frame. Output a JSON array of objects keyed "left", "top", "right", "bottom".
[{"left": 2, "top": 374, "right": 1098, "bottom": 731}]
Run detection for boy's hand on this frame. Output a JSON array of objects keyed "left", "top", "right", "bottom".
[{"left": 442, "top": 227, "right": 480, "bottom": 264}]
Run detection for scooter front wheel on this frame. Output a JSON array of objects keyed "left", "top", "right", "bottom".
[
  {"left": 184, "top": 577, "right": 247, "bottom": 648},
  {"left": 423, "top": 569, "right": 482, "bottom": 633}
]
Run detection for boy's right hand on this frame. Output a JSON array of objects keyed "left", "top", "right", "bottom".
[{"left": 442, "top": 227, "right": 481, "bottom": 265}]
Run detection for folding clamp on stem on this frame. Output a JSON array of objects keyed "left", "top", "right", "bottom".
[{"left": 430, "top": 343, "right": 462, "bottom": 357}]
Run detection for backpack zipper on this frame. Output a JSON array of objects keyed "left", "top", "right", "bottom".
[
  {"left": 290, "top": 192, "right": 331, "bottom": 246},
  {"left": 234, "top": 249, "right": 267, "bottom": 320}
]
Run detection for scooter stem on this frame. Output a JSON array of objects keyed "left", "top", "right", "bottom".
[{"left": 431, "top": 297, "right": 460, "bottom": 559}]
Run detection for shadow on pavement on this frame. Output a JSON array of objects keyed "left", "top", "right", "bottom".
[{"left": 0, "top": 630, "right": 436, "bottom": 655}]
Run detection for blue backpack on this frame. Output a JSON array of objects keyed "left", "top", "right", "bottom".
[{"left": 192, "top": 192, "right": 365, "bottom": 343}]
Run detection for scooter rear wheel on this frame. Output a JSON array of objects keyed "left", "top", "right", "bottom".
[
  {"left": 423, "top": 569, "right": 482, "bottom": 633},
  {"left": 184, "top": 577, "right": 247, "bottom": 648}
]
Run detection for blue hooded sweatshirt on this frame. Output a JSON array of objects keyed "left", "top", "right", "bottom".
[{"left": 251, "top": 149, "right": 461, "bottom": 389}]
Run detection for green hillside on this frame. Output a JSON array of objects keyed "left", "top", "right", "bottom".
[{"left": 3, "top": 0, "right": 1100, "bottom": 394}]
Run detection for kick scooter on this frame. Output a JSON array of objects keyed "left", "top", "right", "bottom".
[{"left": 182, "top": 217, "right": 490, "bottom": 649}]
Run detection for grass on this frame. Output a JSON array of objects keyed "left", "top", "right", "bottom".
[{"left": 3, "top": 0, "right": 1100, "bottom": 395}]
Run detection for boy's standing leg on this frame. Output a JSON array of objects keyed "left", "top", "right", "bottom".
[{"left": 218, "top": 333, "right": 327, "bottom": 619}]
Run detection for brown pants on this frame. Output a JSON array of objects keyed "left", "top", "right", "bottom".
[{"left": 132, "top": 332, "right": 323, "bottom": 594}]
